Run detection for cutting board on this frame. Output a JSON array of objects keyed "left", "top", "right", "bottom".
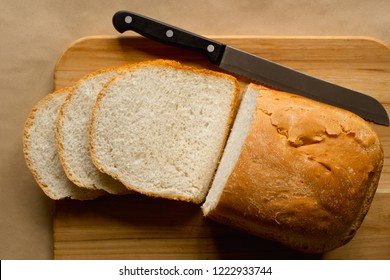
[{"left": 53, "top": 36, "right": 390, "bottom": 260}]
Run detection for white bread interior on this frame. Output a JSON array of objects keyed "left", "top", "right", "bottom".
[
  {"left": 203, "top": 83, "right": 383, "bottom": 253},
  {"left": 203, "top": 85, "right": 259, "bottom": 212},
  {"left": 23, "top": 88, "right": 106, "bottom": 200},
  {"left": 56, "top": 67, "right": 131, "bottom": 195},
  {"left": 89, "top": 60, "right": 239, "bottom": 203}
]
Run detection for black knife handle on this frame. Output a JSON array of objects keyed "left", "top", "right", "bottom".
[{"left": 112, "top": 11, "right": 226, "bottom": 64}]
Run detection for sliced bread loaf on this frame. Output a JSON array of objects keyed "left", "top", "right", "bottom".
[
  {"left": 89, "top": 60, "right": 240, "bottom": 203},
  {"left": 23, "top": 88, "right": 106, "bottom": 200},
  {"left": 56, "top": 66, "right": 131, "bottom": 195},
  {"left": 202, "top": 83, "right": 383, "bottom": 253}
]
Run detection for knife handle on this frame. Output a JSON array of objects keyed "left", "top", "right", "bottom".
[{"left": 112, "top": 11, "right": 226, "bottom": 64}]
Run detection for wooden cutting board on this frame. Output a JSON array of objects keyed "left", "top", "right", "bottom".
[{"left": 53, "top": 36, "right": 390, "bottom": 260}]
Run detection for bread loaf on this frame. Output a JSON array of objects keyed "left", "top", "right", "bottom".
[
  {"left": 23, "top": 60, "right": 384, "bottom": 253},
  {"left": 56, "top": 67, "right": 131, "bottom": 195},
  {"left": 89, "top": 60, "right": 240, "bottom": 203},
  {"left": 23, "top": 88, "right": 106, "bottom": 200},
  {"left": 202, "top": 83, "right": 383, "bottom": 253}
]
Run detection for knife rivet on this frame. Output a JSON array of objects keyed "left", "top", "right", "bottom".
[
  {"left": 207, "top": 44, "right": 215, "bottom": 53},
  {"left": 124, "top": 16, "right": 132, "bottom": 24},
  {"left": 166, "top": 29, "right": 174, "bottom": 38}
]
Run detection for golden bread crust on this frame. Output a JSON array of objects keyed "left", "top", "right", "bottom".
[{"left": 205, "top": 84, "right": 383, "bottom": 253}]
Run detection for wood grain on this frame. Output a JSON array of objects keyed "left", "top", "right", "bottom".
[{"left": 54, "top": 36, "right": 390, "bottom": 259}]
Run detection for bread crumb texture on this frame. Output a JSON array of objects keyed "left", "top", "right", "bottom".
[
  {"left": 212, "top": 84, "right": 383, "bottom": 253},
  {"left": 23, "top": 88, "right": 105, "bottom": 200},
  {"left": 90, "top": 60, "right": 239, "bottom": 203},
  {"left": 56, "top": 66, "right": 130, "bottom": 194}
]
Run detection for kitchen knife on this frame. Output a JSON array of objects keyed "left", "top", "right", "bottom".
[{"left": 112, "top": 11, "right": 389, "bottom": 126}]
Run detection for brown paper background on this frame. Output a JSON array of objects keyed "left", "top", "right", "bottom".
[{"left": 1, "top": 0, "right": 389, "bottom": 259}]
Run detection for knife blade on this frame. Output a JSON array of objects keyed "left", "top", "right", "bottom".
[{"left": 112, "top": 10, "right": 389, "bottom": 126}]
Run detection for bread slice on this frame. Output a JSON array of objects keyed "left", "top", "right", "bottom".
[
  {"left": 23, "top": 88, "right": 106, "bottom": 200},
  {"left": 202, "top": 83, "right": 383, "bottom": 253},
  {"left": 89, "top": 60, "right": 240, "bottom": 203},
  {"left": 56, "top": 67, "right": 131, "bottom": 195}
]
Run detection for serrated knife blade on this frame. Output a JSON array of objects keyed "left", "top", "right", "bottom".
[{"left": 112, "top": 11, "right": 389, "bottom": 126}]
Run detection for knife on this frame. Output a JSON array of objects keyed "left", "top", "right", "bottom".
[{"left": 112, "top": 11, "right": 389, "bottom": 126}]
